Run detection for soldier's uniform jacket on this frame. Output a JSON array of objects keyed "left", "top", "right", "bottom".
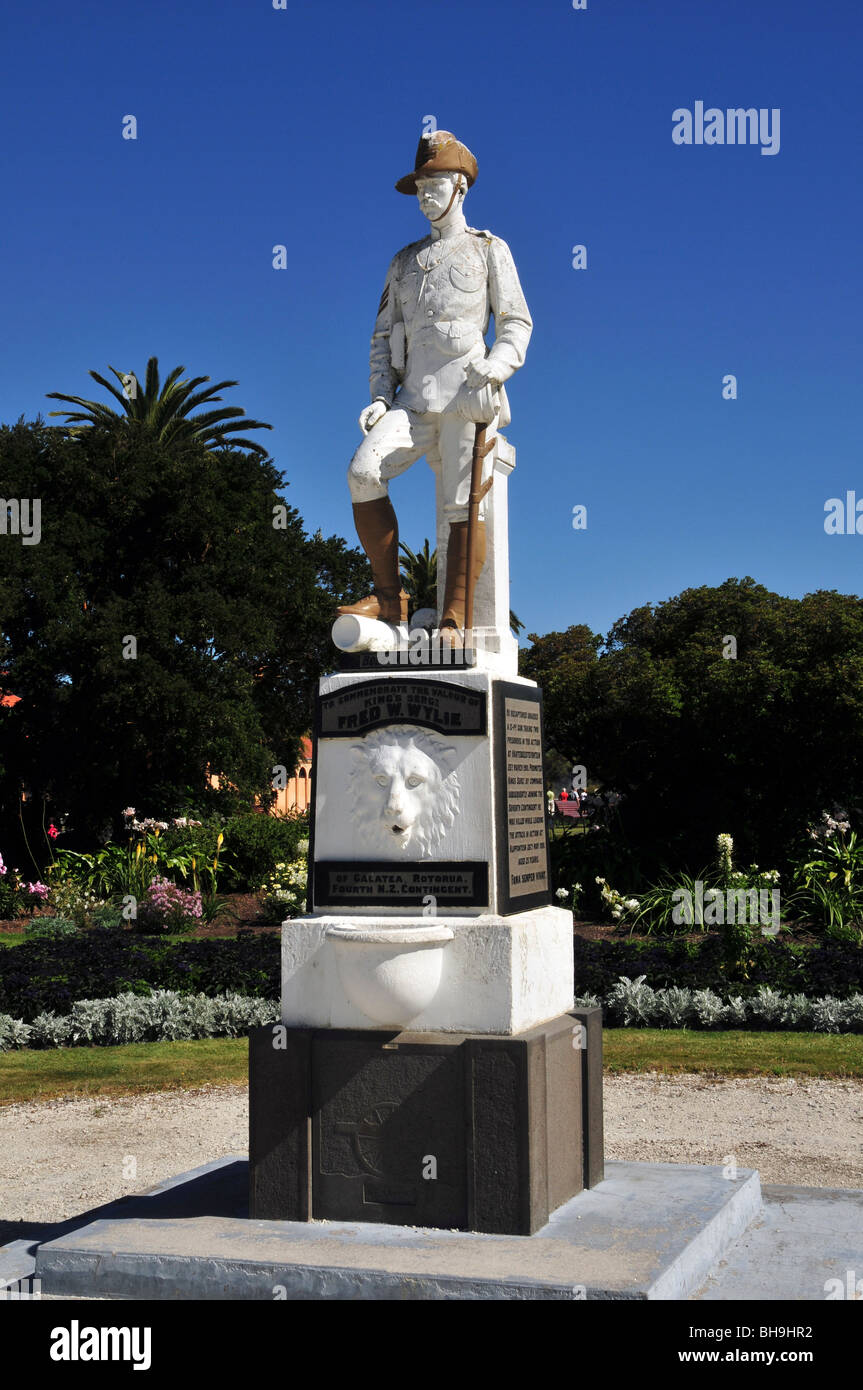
[{"left": 369, "top": 227, "right": 532, "bottom": 427}]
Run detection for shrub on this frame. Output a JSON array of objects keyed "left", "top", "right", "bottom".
[
  {"left": 135, "top": 877, "right": 202, "bottom": 934},
  {"left": 0, "top": 990, "right": 279, "bottom": 1050},
  {"left": 0, "top": 931, "right": 280, "bottom": 1021},
  {"left": 24, "top": 917, "right": 77, "bottom": 940},
  {"left": 594, "top": 977, "right": 863, "bottom": 1032},
  {"left": 572, "top": 934, "right": 863, "bottom": 1001},
  {"left": 220, "top": 812, "right": 310, "bottom": 892},
  {"left": 0, "top": 854, "right": 49, "bottom": 920},
  {"left": 790, "top": 809, "right": 863, "bottom": 943},
  {"left": 44, "top": 877, "right": 108, "bottom": 928},
  {"left": 259, "top": 859, "right": 308, "bottom": 920}
]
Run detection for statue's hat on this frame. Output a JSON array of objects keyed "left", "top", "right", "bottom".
[{"left": 395, "top": 131, "right": 478, "bottom": 195}]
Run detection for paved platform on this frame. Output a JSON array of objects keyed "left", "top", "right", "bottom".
[
  {"left": 694, "top": 1184, "right": 863, "bottom": 1301},
  {"left": 18, "top": 1158, "right": 761, "bottom": 1300},
  {"left": 6, "top": 1159, "right": 861, "bottom": 1301}
]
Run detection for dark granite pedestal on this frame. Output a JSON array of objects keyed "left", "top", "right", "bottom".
[{"left": 249, "top": 1006, "right": 603, "bottom": 1237}]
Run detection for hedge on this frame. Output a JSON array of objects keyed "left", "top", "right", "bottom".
[
  {"left": 0, "top": 930, "right": 280, "bottom": 1023},
  {"left": 572, "top": 935, "right": 863, "bottom": 1001}
]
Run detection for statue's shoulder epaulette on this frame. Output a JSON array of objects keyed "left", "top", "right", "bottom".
[{"left": 467, "top": 226, "right": 494, "bottom": 242}]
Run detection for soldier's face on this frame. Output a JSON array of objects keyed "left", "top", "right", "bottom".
[{"left": 416, "top": 173, "right": 461, "bottom": 222}]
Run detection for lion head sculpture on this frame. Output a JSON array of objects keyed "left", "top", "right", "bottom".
[{"left": 349, "top": 725, "right": 459, "bottom": 856}]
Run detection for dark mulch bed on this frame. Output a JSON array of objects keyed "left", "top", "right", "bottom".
[{"left": 0, "top": 893, "right": 280, "bottom": 939}]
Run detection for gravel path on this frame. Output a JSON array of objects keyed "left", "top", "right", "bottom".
[{"left": 1, "top": 1074, "right": 861, "bottom": 1237}]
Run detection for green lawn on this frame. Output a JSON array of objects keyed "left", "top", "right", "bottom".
[
  {"left": 1, "top": 1028, "right": 862, "bottom": 1105},
  {"left": 0, "top": 1036, "right": 248, "bottom": 1104},
  {"left": 603, "top": 1028, "right": 863, "bottom": 1078}
]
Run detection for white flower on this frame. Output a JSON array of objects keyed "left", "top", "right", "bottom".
[
  {"left": 555, "top": 888, "right": 569, "bottom": 901},
  {"left": 625, "top": 898, "right": 639, "bottom": 910},
  {"left": 123, "top": 807, "right": 135, "bottom": 817}
]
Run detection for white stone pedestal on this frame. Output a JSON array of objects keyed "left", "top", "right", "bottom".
[{"left": 281, "top": 906, "right": 574, "bottom": 1035}]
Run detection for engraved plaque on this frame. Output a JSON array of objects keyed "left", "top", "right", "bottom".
[
  {"left": 314, "top": 860, "right": 488, "bottom": 908},
  {"left": 317, "top": 678, "right": 486, "bottom": 738},
  {"left": 495, "top": 683, "right": 552, "bottom": 914}
]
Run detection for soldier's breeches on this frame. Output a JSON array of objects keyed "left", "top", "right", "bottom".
[{"left": 347, "top": 406, "right": 494, "bottom": 522}]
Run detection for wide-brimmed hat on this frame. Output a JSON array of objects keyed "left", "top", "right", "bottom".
[{"left": 395, "top": 131, "right": 477, "bottom": 195}]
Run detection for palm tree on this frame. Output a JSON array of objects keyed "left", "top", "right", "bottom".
[
  {"left": 399, "top": 539, "right": 438, "bottom": 613},
  {"left": 46, "top": 356, "right": 273, "bottom": 456},
  {"left": 400, "top": 538, "right": 523, "bottom": 633}
]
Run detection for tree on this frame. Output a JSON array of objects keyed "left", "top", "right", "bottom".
[
  {"left": 399, "top": 539, "right": 437, "bottom": 613},
  {"left": 522, "top": 579, "right": 863, "bottom": 875},
  {"left": 46, "top": 356, "right": 273, "bottom": 456},
  {"left": 0, "top": 415, "right": 370, "bottom": 851}
]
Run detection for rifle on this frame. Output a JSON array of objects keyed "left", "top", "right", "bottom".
[{"left": 464, "top": 422, "right": 496, "bottom": 635}]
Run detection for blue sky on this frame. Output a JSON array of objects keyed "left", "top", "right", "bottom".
[{"left": 2, "top": 0, "right": 860, "bottom": 642}]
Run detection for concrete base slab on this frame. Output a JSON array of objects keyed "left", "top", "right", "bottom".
[
  {"left": 694, "top": 1184, "right": 863, "bottom": 1301},
  {"left": 32, "top": 1158, "right": 761, "bottom": 1301}
]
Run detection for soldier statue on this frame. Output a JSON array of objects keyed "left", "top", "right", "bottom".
[{"left": 337, "top": 130, "right": 532, "bottom": 635}]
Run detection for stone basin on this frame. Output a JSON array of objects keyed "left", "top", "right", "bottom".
[{"left": 325, "top": 922, "right": 454, "bottom": 1027}]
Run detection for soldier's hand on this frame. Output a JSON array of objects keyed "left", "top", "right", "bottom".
[
  {"left": 464, "top": 359, "right": 500, "bottom": 391},
  {"left": 359, "top": 400, "right": 388, "bottom": 434}
]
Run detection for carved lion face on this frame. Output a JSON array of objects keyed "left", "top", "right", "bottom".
[{"left": 350, "top": 726, "right": 458, "bottom": 856}]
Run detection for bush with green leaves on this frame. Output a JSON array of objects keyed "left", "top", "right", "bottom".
[
  {"left": 220, "top": 812, "right": 310, "bottom": 892},
  {"left": 0, "top": 854, "right": 49, "bottom": 920},
  {"left": 50, "top": 819, "right": 225, "bottom": 901},
  {"left": 24, "top": 916, "right": 77, "bottom": 939},
  {"left": 0, "top": 990, "right": 279, "bottom": 1050},
  {"left": 790, "top": 809, "right": 863, "bottom": 943},
  {"left": 259, "top": 857, "right": 308, "bottom": 921},
  {"left": 44, "top": 877, "right": 109, "bottom": 928}
]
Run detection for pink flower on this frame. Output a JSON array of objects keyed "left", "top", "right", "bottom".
[
  {"left": 27, "top": 881, "right": 49, "bottom": 898},
  {"left": 47, "top": 824, "right": 59, "bottom": 840},
  {"left": 123, "top": 807, "right": 135, "bottom": 818}
]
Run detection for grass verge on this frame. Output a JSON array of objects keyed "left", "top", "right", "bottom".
[
  {"left": 1, "top": 1029, "right": 862, "bottom": 1106},
  {"left": 603, "top": 1028, "right": 863, "bottom": 1078},
  {"left": 0, "top": 1037, "right": 248, "bottom": 1105}
]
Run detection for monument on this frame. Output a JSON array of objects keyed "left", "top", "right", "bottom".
[
  {"left": 23, "top": 136, "right": 770, "bottom": 1303},
  {"left": 245, "top": 132, "right": 603, "bottom": 1239},
  {"left": 249, "top": 131, "right": 604, "bottom": 1236}
]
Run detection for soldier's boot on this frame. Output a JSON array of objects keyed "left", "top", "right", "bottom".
[
  {"left": 336, "top": 496, "right": 409, "bottom": 624},
  {"left": 439, "top": 520, "right": 487, "bottom": 638}
]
